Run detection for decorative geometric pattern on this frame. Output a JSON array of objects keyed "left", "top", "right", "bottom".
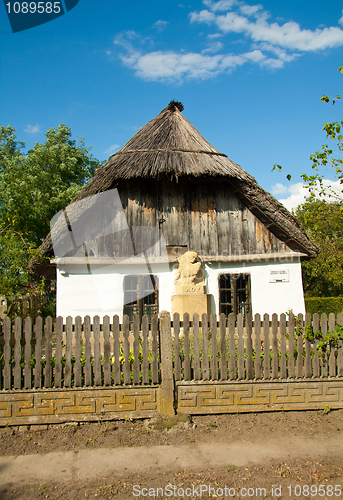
[
  {"left": 177, "top": 380, "right": 343, "bottom": 414},
  {"left": 0, "top": 387, "right": 160, "bottom": 425}
]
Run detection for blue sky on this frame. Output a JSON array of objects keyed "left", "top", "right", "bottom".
[{"left": 1, "top": 0, "right": 343, "bottom": 210}]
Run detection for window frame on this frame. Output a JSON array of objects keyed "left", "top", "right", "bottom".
[
  {"left": 218, "top": 273, "right": 251, "bottom": 316},
  {"left": 123, "top": 274, "right": 159, "bottom": 321}
]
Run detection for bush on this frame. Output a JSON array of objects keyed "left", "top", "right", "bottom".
[{"left": 305, "top": 297, "right": 343, "bottom": 316}]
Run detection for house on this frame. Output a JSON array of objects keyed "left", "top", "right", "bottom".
[{"left": 29, "top": 101, "right": 318, "bottom": 321}]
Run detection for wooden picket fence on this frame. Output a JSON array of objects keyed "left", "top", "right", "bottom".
[{"left": 0, "top": 312, "right": 343, "bottom": 392}]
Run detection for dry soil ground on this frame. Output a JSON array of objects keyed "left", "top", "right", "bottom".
[{"left": 0, "top": 409, "right": 342, "bottom": 499}]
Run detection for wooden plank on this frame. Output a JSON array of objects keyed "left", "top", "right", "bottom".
[
  {"left": 263, "top": 313, "right": 270, "bottom": 379},
  {"left": 44, "top": 317, "right": 53, "bottom": 388},
  {"left": 219, "top": 313, "right": 227, "bottom": 381},
  {"left": 312, "top": 313, "right": 320, "bottom": 378},
  {"left": 246, "top": 313, "right": 253, "bottom": 380},
  {"left": 272, "top": 313, "right": 278, "bottom": 379},
  {"left": 337, "top": 313, "right": 343, "bottom": 377},
  {"left": 122, "top": 315, "right": 131, "bottom": 385},
  {"left": 237, "top": 313, "right": 244, "bottom": 380},
  {"left": 210, "top": 313, "right": 218, "bottom": 381},
  {"left": 254, "top": 314, "right": 261, "bottom": 380},
  {"left": 14, "top": 317, "right": 22, "bottom": 390},
  {"left": 288, "top": 313, "right": 295, "bottom": 379},
  {"left": 64, "top": 316, "right": 72, "bottom": 388},
  {"left": 296, "top": 313, "right": 303, "bottom": 379},
  {"left": 228, "top": 313, "right": 236, "bottom": 380},
  {"left": 193, "top": 313, "right": 201, "bottom": 381},
  {"left": 329, "top": 313, "right": 336, "bottom": 377},
  {"left": 84, "top": 316, "right": 92, "bottom": 387},
  {"left": 34, "top": 316, "right": 43, "bottom": 389},
  {"left": 321, "top": 313, "right": 328, "bottom": 378},
  {"left": 55, "top": 317, "right": 63, "bottom": 388},
  {"left": 151, "top": 314, "right": 159, "bottom": 384},
  {"left": 305, "top": 312, "right": 312, "bottom": 378},
  {"left": 202, "top": 313, "right": 209, "bottom": 381},
  {"left": 74, "top": 316, "right": 82, "bottom": 387},
  {"left": 4, "top": 317, "right": 11, "bottom": 390},
  {"left": 142, "top": 315, "right": 149, "bottom": 384},
  {"left": 133, "top": 315, "right": 140, "bottom": 385},
  {"left": 280, "top": 314, "right": 286, "bottom": 379},
  {"left": 173, "top": 313, "right": 181, "bottom": 381},
  {"left": 24, "top": 317, "right": 32, "bottom": 389},
  {"left": 113, "top": 315, "right": 121, "bottom": 385},
  {"left": 93, "top": 316, "right": 101, "bottom": 386},
  {"left": 183, "top": 313, "right": 191, "bottom": 381},
  {"left": 103, "top": 315, "right": 111, "bottom": 386}
]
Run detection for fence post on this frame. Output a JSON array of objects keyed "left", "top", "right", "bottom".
[{"left": 158, "top": 310, "right": 175, "bottom": 416}]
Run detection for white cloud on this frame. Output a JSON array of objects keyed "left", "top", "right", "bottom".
[
  {"left": 104, "top": 144, "right": 120, "bottom": 155},
  {"left": 112, "top": 3, "right": 343, "bottom": 83},
  {"left": 154, "top": 20, "right": 169, "bottom": 31},
  {"left": 277, "top": 180, "right": 343, "bottom": 211},
  {"left": 339, "top": 11, "right": 343, "bottom": 26},
  {"left": 191, "top": 2, "right": 343, "bottom": 52},
  {"left": 24, "top": 124, "right": 41, "bottom": 134}
]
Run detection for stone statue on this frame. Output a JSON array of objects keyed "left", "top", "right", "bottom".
[{"left": 174, "top": 251, "right": 206, "bottom": 294}]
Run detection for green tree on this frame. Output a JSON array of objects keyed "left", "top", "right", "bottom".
[
  {"left": 0, "top": 124, "right": 101, "bottom": 297},
  {"left": 295, "top": 199, "right": 343, "bottom": 297}
]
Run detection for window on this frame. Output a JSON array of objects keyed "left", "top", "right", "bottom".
[
  {"left": 123, "top": 275, "right": 158, "bottom": 321},
  {"left": 219, "top": 274, "right": 251, "bottom": 316}
]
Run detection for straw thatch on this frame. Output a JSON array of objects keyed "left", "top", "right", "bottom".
[{"left": 29, "top": 102, "right": 318, "bottom": 278}]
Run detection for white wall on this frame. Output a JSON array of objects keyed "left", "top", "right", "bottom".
[{"left": 56, "top": 258, "right": 305, "bottom": 321}]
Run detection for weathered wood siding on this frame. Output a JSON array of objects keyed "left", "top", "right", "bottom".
[{"left": 67, "top": 179, "right": 292, "bottom": 258}]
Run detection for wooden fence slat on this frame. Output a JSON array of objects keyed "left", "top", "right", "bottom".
[
  {"left": 193, "top": 314, "right": 201, "bottom": 381},
  {"left": 305, "top": 312, "right": 312, "bottom": 378},
  {"left": 312, "top": 313, "right": 320, "bottom": 378},
  {"left": 272, "top": 313, "right": 278, "bottom": 379},
  {"left": 84, "top": 316, "right": 92, "bottom": 387},
  {"left": 173, "top": 313, "right": 181, "bottom": 381},
  {"left": 142, "top": 315, "right": 149, "bottom": 384},
  {"left": 103, "top": 316, "right": 111, "bottom": 386},
  {"left": 219, "top": 313, "right": 227, "bottom": 380},
  {"left": 288, "top": 313, "right": 295, "bottom": 378},
  {"left": 296, "top": 313, "right": 303, "bottom": 379},
  {"left": 246, "top": 313, "right": 253, "bottom": 380},
  {"left": 183, "top": 313, "right": 191, "bottom": 381},
  {"left": 34, "top": 316, "right": 42, "bottom": 389},
  {"left": 55, "top": 317, "right": 63, "bottom": 388},
  {"left": 263, "top": 313, "right": 270, "bottom": 379},
  {"left": 321, "top": 313, "right": 328, "bottom": 378},
  {"left": 14, "top": 317, "right": 22, "bottom": 389},
  {"left": 329, "top": 313, "right": 336, "bottom": 377},
  {"left": 113, "top": 315, "right": 121, "bottom": 385},
  {"left": 24, "top": 317, "right": 32, "bottom": 389},
  {"left": 337, "top": 313, "right": 343, "bottom": 377},
  {"left": 4, "top": 317, "right": 11, "bottom": 390},
  {"left": 254, "top": 314, "right": 261, "bottom": 380},
  {"left": 210, "top": 313, "right": 218, "bottom": 381},
  {"left": 74, "top": 316, "right": 82, "bottom": 387},
  {"left": 123, "top": 315, "right": 131, "bottom": 385},
  {"left": 151, "top": 314, "right": 159, "bottom": 384},
  {"left": 64, "top": 316, "right": 72, "bottom": 388},
  {"left": 44, "top": 317, "right": 52, "bottom": 388},
  {"left": 237, "top": 313, "right": 244, "bottom": 380},
  {"left": 202, "top": 313, "right": 209, "bottom": 381},
  {"left": 280, "top": 314, "right": 286, "bottom": 379},
  {"left": 133, "top": 315, "right": 140, "bottom": 385},
  {"left": 93, "top": 316, "right": 101, "bottom": 386},
  {"left": 228, "top": 313, "right": 236, "bottom": 380}
]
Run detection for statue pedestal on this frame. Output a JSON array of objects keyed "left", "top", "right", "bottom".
[{"left": 171, "top": 294, "right": 211, "bottom": 318}]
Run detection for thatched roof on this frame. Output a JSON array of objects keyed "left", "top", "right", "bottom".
[{"left": 29, "top": 101, "right": 318, "bottom": 278}]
